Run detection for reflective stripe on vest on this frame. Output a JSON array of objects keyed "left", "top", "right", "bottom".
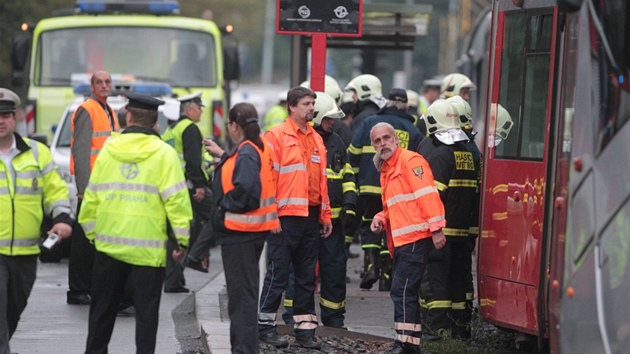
[{"left": 221, "top": 139, "right": 279, "bottom": 232}]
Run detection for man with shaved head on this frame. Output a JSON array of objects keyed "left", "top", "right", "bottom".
[{"left": 68, "top": 70, "right": 120, "bottom": 305}]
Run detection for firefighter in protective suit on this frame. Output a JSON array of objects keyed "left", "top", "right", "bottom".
[
  {"left": 345, "top": 74, "right": 387, "bottom": 132},
  {"left": 282, "top": 92, "right": 357, "bottom": 328},
  {"left": 417, "top": 100, "right": 479, "bottom": 340}
]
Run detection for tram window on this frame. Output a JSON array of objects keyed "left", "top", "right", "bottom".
[
  {"left": 594, "top": 0, "right": 630, "bottom": 152},
  {"left": 495, "top": 14, "right": 525, "bottom": 158},
  {"left": 495, "top": 12, "right": 552, "bottom": 160},
  {"left": 521, "top": 55, "right": 549, "bottom": 159}
]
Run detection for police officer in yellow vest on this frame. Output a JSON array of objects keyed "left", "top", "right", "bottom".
[
  {"left": 162, "top": 92, "right": 213, "bottom": 290},
  {"left": 79, "top": 93, "right": 192, "bottom": 353},
  {"left": 0, "top": 88, "right": 73, "bottom": 354}
]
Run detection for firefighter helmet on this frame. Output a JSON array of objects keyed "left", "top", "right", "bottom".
[
  {"left": 496, "top": 104, "right": 513, "bottom": 140},
  {"left": 406, "top": 89, "right": 419, "bottom": 108},
  {"left": 446, "top": 95, "right": 473, "bottom": 130},
  {"left": 344, "top": 74, "right": 382, "bottom": 101},
  {"left": 441, "top": 73, "right": 477, "bottom": 99},
  {"left": 424, "top": 99, "right": 460, "bottom": 135},
  {"left": 313, "top": 92, "right": 345, "bottom": 125},
  {"left": 301, "top": 76, "right": 342, "bottom": 104}
]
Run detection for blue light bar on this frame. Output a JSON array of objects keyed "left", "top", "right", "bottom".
[
  {"left": 75, "top": 0, "right": 179, "bottom": 15},
  {"left": 74, "top": 82, "right": 173, "bottom": 97}
]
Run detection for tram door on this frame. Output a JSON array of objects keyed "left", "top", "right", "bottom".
[{"left": 477, "top": 4, "right": 559, "bottom": 336}]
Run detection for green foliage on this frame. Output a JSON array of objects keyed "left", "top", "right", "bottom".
[{"left": 0, "top": 0, "right": 74, "bottom": 90}]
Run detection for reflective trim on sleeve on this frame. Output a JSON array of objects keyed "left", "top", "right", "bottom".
[
  {"left": 386, "top": 185, "right": 437, "bottom": 208},
  {"left": 448, "top": 179, "right": 478, "bottom": 188},
  {"left": 161, "top": 181, "right": 187, "bottom": 200},
  {"left": 82, "top": 221, "right": 96, "bottom": 233},
  {"left": 435, "top": 180, "right": 448, "bottom": 192},
  {"left": 41, "top": 162, "right": 56, "bottom": 175},
  {"left": 279, "top": 163, "right": 307, "bottom": 174}
]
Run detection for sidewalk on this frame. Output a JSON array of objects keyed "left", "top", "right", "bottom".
[{"left": 195, "top": 244, "right": 395, "bottom": 354}]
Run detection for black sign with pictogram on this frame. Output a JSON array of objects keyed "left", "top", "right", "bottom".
[{"left": 276, "top": 0, "right": 362, "bottom": 37}]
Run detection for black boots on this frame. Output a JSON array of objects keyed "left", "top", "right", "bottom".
[
  {"left": 379, "top": 253, "right": 392, "bottom": 291},
  {"left": 360, "top": 248, "right": 380, "bottom": 289}
]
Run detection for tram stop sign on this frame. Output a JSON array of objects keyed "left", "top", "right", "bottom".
[{"left": 276, "top": 0, "right": 363, "bottom": 37}]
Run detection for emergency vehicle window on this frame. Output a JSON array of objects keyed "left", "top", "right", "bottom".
[{"left": 38, "top": 27, "right": 217, "bottom": 88}]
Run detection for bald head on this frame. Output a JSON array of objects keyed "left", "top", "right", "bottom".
[{"left": 90, "top": 70, "right": 113, "bottom": 103}]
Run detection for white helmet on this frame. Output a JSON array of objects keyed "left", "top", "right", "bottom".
[
  {"left": 446, "top": 95, "right": 473, "bottom": 130},
  {"left": 441, "top": 73, "right": 477, "bottom": 99},
  {"left": 300, "top": 76, "right": 343, "bottom": 104},
  {"left": 424, "top": 99, "right": 460, "bottom": 135},
  {"left": 496, "top": 104, "right": 513, "bottom": 140},
  {"left": 313, "top": 92, "right": 345, "bottom": 125},
  {"left": 344, "top": 74, "right": 382, "bottom": 101},
  {"left": 406, "top": 89, "right": 419, "bottom": 108},
  {"left": 277, "top": 89, "right": 289, "bottom": 102}
]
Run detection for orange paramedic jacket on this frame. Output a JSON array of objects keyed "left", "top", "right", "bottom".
[
  {"left": 375, "top": 147, "right": 446, "bottom": 254},
  {"left": 264, "top": 119, "right": 332, "bottom": 225}
]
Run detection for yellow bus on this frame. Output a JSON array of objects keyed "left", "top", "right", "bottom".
[{"left": 11, "top": 0, "right": 239, "bottom": 141}]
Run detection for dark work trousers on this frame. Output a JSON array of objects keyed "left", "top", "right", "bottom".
[
  {"left": 164, "top": 233, "right": 185, "bottom": 289},
  {"left": 258, "top": 206, "right": 320, "bottom": 338},
  {"left": 0, "top": 254, "right": 37, "bottom": 354},
  {"left": 68, "top": 199, "right": 94, "bottom": 297},
  {"left": 283, "top": 221, "right": 348, "bottom": 328},
  {"left": 358, "top": 195, "right": 385, "bottom": 249},
  {"left": 317, "top": 221, "right": 347, "bottom": 327},
  {"left": 451, "top": 240, "right": 474, "bottom": 339},
  {"left": 420, "top": 241, "right": 454, "bottom": 336},
  {"left": 222, "top": 236, "right": 267, "bottom": 354},
  {"left": 86, "top": 251, "right": 165, "bottom": 354},
  {"left": 390, "top": 238, "right": 431, "bottom": 348},
  {"left": 186, "top": 186, "right": 214, "bottom": 262}
]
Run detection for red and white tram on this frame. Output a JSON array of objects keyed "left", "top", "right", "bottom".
[{"left": 474, "top": 0, "right": 630, "bottom": 353}]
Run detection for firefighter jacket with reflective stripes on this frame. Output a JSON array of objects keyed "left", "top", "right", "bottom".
[
  {"left": 315, "top": 126, "right": 357, "bottom": 221},
  {"left": 417, "top": 137, "right": 478, "bottom": 240},
  {"left": 348, "top": 106, "right": 423, "bottom": 196},
  {"left": 217, "top": 138, "right": 279, "bottom": 233},
  {"left": 162, "top": 117, "right": 209, "bottom": 188},
  {"left": 264, "top": 119, "right": 332, "bottom": 224},
  {"left": 79, "top": 128, "right": 192, "bottom": 267},
  {"left": 1, "top": 134, "right": 73, "bottom": 256},
  {"left": 70, "top": 97, "right": 119, "bottom": 175},
  {"left": 377, "top": 147, "right": 445, "bottom": 248}
]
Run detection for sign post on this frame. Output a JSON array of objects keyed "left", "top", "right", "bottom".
[{"left": 276, "top": 0, "right": 363, "bottom": 91}]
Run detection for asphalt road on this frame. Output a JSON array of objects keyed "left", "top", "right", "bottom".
[{"left": 9, "top": 247, "right": 221, "bottom": 354}]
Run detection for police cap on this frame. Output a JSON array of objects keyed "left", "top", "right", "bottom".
[
  {"left": 0, "top": 88, "right": 21, "bottom": 113},
  {"left": 178, "top": 92, "right": 204, "bottom": 107},
  {"left": 388, "top": 88, "right": 408, "bottom": 103},
  {"left": 125, "top": 93, "right": 165, "bottom": 111}
]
